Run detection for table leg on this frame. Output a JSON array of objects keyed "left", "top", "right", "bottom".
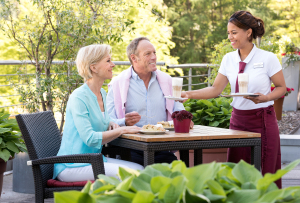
[
  {"left": 179, "top": 150, "right": 189, "bottom": 167},
  {"left": 144, "top": 151, "right": 155, "bottom": 167},
  {"left": 251, "top": 146, "right": 261, "bottom": 171},
  {"left": 194, "top": 149, "right": 203, "bottom": 166}
]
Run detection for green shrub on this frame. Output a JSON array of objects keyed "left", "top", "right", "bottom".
[
  {"left": 184, "top": 97, "right": 233, "bottom": 129},
  {"left": 0, "top": 113, "right": 27, "bottom": 161},
  {"left": 54, "top": 159, "right": 300, "bottom": 203}
]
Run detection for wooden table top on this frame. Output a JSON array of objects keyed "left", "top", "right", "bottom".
[{"left": 120, "top": 125, "right": 261, "bottom": 142}]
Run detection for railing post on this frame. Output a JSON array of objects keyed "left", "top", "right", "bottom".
[
  {"left": 188, "top": 68, "right": 192, "bottom": 91},
  {"left": 208, "top": 66, "right": 211, "bottom": 87}
]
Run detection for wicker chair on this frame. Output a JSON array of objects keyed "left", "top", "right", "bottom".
[{"left": 15, "top": 111, "right": 129, "bottom": 203}]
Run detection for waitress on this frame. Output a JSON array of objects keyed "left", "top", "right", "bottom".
[{"left": 181, "top": 10, "right": 286, "bottom": 188}]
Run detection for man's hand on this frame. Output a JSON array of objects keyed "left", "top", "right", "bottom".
[
  {"left": 190, "top": 120, "right": 194, "bottom": 129},
  {"left": 125, "top": 111, "right": 141, "bottom": 126},
  {"left": 108, "top": 121, "right": 119, "bottom": 130}
]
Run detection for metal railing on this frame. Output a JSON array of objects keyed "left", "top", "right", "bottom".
[
  {"left": 0, "top": 60, "right": 215, "bottom": 111},
  {"left": 167, "top": 63, "right": 218, "bottom": 91}
]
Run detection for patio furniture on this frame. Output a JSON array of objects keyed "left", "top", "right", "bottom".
[
  {"left": 109, "top": 125, "right": 262, "bottom": 170},
  {"left": 15, "top": 111, "right": 129, "bottom": 203}
]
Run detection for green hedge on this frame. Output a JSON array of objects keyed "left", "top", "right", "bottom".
[
  {"left": 54, "top": 159, "right": 300, "bottom": 203},
  {"left": 184, "top": 97, "right": 233, "bottom": 129}
]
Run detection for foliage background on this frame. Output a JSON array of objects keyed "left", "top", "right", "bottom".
[{"left": 0, "top": 0, "right": 299, "bottom": 126}]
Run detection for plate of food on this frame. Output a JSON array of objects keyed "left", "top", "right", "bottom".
[
  {"left": 157, "top": 121, "right": 174, "bottom": 131},
  {"left": 139, "top": 124, "right": 169, "bottom": 135},
  {"left": 221, "top": 93, "right": 259, "bottom": 97},
  {"left": 164, "top": 95, "right": 188, "bottom": 101}
]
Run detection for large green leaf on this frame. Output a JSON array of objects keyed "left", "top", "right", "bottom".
[
  {"left": 150, "top": 163, "right": 172, "bottom": 176},
  {"left": 0, "top": 149, "right": 11, "bottom": 162},
  {"left": 201, "top": 100, "right": 213, "bottom": 107},
  {"left": 254, "top": 186, "right": 300, "bottom": 203},
  {"left": 132, "top": 191, "right": 155, "bottom": 203},
  {"left": 183, "top": 188, "right": 210, "bottom": 203},
  {"left": 151, "top": 176, "right": 172, "bottom": 194},
  {"left": 140, "top": 165, "right": 164, "bottom": 178},
  {"left": 0, "top": 128, "right": 11, "bottom": 134},
  {"left": 92, "top": 184, "right": 115, "bottom": 195},
  {"left": 221, "top": 107, "right": 229, "bottom": 115},
  {"left": 131, "top": 177, "right": 151, "bottom": 192},
  {"left": 184, "top": 162, "right": 220, "bottom": 193},
  {"left": 209, "top": 121, "right": 219, "bottom": 127},
  {"left": 0, "top": 113, "right": 10, "bottom": 120},
  {"left": 171, "top": 160, "right": 187, "bottom": 173},
  {"left": 82, "top": 181, "right": 92, "bottom": 193},
  {"left": 257, "top": 159, "right": 300, "bottom": 193},
  {"left": 6, "top": 141, "right": 20, "bottom": 153},
  {"left": 118, "top": 167, "right": 139, "bottom": 181},
  {"left": 95, "top": 195, "right": 132, "bottom": 203},
  {"left": 226, "top": 189, "right": 261, "bottom": 203},
  {"left": 116, "top": 175, "right": 134, "bottom": 191},
  {"left": 232, "top": 160, "right": 262, "bottom": 184},
  {"left": 207, "top": 179, "right": 226, "bottom": 197},
  {"left": 97, "top": 174, "right": 120, "bottom": 186},
  {"left": 163, "top": 176, "right": 186, "bottom": 203},
  {"left": 54, "top": 190, "right": 95, "bottom": 203},
  {"left": 115, "top": 189, "right": 136, "bottom": 200}
]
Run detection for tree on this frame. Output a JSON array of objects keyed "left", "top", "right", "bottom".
[
  {"left": 0, "top": 0, "right": 134, "bottom": 131},
  {"left": 162, "top": 0, "right": 274, "bottom": 90},
  {"left": 268, "top": 0, "right": 300, "bottom": 47}
]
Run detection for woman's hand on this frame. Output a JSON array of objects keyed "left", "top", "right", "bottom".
[
  {"left": 244, "top": 93, "right": 269, "bottom": 104},
  {"left": 119, "top": 126, "right": 141, "bottom": 134},
  {"left": 108, "top": 121, "right": 119, "bottom": 131}
]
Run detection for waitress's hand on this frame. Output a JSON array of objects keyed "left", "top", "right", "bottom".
[
  {"left": 108, "top": 121, "right": 119, "bottom": 130},
  {"left": 244, "top": 93, "right": 269, "bottom": 104},
  {"left": 190, "top": 120, "right": 194, "bottom": 129},
  {"left": 177, "top": 91, "right": 189, "bottom": 103}
]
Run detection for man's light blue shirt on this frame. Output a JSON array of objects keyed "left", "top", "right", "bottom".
[
  {"left": 107, "top": 69, "right": 185, "bottom": 127},
  {"left": 53, "top": 83, "right": 111, "bottom": 179}
]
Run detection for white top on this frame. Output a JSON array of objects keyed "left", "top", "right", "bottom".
[{"left": 218, "top": 44, "right": 282, "bottom": 110}]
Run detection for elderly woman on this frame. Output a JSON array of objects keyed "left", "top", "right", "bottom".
[{"left": 53, "top": 44, "right": 143, "bottom": 182}]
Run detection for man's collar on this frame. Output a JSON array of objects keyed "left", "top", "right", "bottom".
[
  {"left": 234, "top": 43, "right": 257, "bottom": 64},
  {"left": 131, "top": 66, "right": 156, "bottom": 81}
]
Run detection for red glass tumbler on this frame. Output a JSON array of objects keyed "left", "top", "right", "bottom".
[{"left": 173, "top": 118, "right": 191, "bottom": 133}]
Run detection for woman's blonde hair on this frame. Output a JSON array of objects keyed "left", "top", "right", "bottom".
[{"left": 76, "top": 44, "right": 111, "bottom": 81}]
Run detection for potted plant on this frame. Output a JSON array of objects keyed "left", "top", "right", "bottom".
[
  {"left": 272, "top": 85, "right": 294, "bottom": 120},
  {"left": 171, "top": 110, "right": 193, "bottom": 133},
  {"left": 54, "top": 159, "right": 300, "bottom": 202},
  {"left": 0, "top": 112, "right": 27, "bottom": 196}
]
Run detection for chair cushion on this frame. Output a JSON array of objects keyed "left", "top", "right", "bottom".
[{"left": 47, "top": 179, "right": 94, "bottom": 187}]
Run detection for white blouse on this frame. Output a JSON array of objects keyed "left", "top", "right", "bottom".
[{"left": 218, "top": 44, "right": 282, "bottom": 110}]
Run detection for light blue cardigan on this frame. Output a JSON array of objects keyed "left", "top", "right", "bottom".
[{"left": 53, "top": 83, "right": 112, "bottom": 179}]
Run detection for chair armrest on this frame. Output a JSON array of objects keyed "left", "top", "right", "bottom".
[
  {"left": 29, "top": 153, "right": 105, "bottom": 179},
  {"left": 29, "top": 153, "right": 102, "bottom": 165}
]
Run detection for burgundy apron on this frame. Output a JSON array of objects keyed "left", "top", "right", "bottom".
[{"left": 227, "top": 105, "right": 282, "bottom": 188}]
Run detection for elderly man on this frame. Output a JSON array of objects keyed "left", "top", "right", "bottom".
[{"left": 107, "top": 37, "right": 192, "bottom": 165}]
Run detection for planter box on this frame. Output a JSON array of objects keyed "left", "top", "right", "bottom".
[
  {"left": 13, "top": 152, "right": 35, "bottom": 194},
  {"left": 175, "top": 148, "right": 228, "bottom": 167},
  {"left": 280, "top": 134, "right": 300, "bottom": 163},
  {"left": 282, "top": 58, "right": 300, "bottom": 111}
]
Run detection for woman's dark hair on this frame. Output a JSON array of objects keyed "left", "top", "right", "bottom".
[{"left": 229, "top": 11, "right": 265, "bottom": 42}]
